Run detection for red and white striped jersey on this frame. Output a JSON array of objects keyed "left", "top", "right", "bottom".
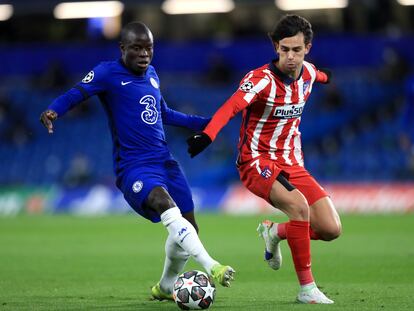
[{"left": 204, "top": 60, "right": 328, "bottom": 167}]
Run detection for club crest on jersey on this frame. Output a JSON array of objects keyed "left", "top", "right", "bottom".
[
  {"left": 82, "top": 71, "right": 94, "bottom": 83},
  {"left": 150, "top": 77, "right": 159, "bottom": 89},
  {"left": 139, "top": 95, "right": 158, "bottom": 125},
  {"left": 239, "top": 81, "right": 254, "bottom": 92},
  {"left": 132, "top": 180, "right": 143, "bottom": 193},
  {"left": 273, "top": 102, "right": 305, "bottom": 119},
  {"left": 261, "top": 166, "right": 272, "bottom": 179},
  {"left": 303, "top": 80, "right": 311, "bottom": 94}
]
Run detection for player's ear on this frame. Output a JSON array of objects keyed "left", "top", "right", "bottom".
[
  {"left": 273, "top": 41, "right": 279, "bottom": 54},
  {"left": 272, "top": 40, "right": 279, "bottom": 54},
  {"left": 268, "top": 32, "right": 278, "bottom": 53},
  {"left": 304, "top": 43, "right": 312, "bottom": 55},
  {"left": 119, "top": 42, "right": 125, "bottom": 53}
]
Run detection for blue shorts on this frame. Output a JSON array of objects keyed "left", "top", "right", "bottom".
[{"left": 117, "top": 159, "right": 194, "bottom": 223}]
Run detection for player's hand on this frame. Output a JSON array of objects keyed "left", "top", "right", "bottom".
[
  {"left": 39, "top": 109, "right": 58, "bottom": 134},
  {"left": 187, "top": 132, "right": 212, "bottom": 158},
  {"left": 318, "top": 68, "right": 332, "bottom": 84}
]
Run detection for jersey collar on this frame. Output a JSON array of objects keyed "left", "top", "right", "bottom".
[
  {"left": 268, "top": 60, "right": 303, "bottom": 85},
  {"left": 118, "top": 58, "right": 148, "bottom": 78}
]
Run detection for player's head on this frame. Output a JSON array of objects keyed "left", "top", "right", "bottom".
[
  {"left": 269, "top": 15, "right": 313, "bottom": 76},
  {"left": 120, "top": 22, "right": 154, "bottom": 75}
]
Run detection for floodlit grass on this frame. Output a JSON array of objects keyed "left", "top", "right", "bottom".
[{"left": 0, "top": 213, "right": 413, "bottom": 310}]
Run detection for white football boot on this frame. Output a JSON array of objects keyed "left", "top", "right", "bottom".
[
  {"left": 297, "top": 285, "right": 334, "bottom": 304},
  {"left": 257, "top": 220, "right": 282, "bottom": 270}
]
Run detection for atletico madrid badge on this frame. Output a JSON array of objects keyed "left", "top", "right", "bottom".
[
  {"left": 260, "top": 166, "right": 272, "bottom": 179},
  {"left": 303, "top": 80, "right": 310, "bottom": 94}
]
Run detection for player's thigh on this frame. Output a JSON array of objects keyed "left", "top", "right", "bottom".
[
  {"left": 120, "top": 167, "right": 168, "bottom": 222},
  {"left": 269, "top": 175, "right": 309, "bottom": 220},
  {"left": 237, "top": 157, "right": 281, "bottom": 204},
  {"left": 310, "top": 196, "right": 342, "bottom": 240},
  {"left": 238, "top": 158, "right": 308, "bottom": 219},
  {"left": 287, "top": 167, "right": 328, "bottom": 207},
  {"left": 165, "top": 160, "right": 195, "bottom": 217}
]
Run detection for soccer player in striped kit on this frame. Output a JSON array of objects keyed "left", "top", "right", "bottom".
[
  {"left": 187, "top": 14, "right": 341, "bottom": 304},
  {"left": 40, "top": 22, "right": 235, "bottom": 301}
]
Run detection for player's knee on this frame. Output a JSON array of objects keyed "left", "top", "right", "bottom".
[
  {"left": 146, "top": 187, "right": 174, "bottom": 215},
  {"left": 319, "top": 225, "right": 342, "bottom": 241},
  {"left": 286, "top": 196, "right": 309, "bottom": 221}
]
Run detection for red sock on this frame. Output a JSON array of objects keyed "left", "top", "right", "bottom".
[
  {"left": 309, "top": 227, "right": 320, "bottom": 240},
  {"left": 277, "top": 222, "right": 287, "bottom": 239},
  {"left": 286, "top": 220, "right": 314, "bottom": 285},
  {"left": 277, "top": 222, "right": 320, "bottom": 240}
]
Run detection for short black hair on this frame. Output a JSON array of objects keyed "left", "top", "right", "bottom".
[
  {"left": 120, "top": 22, "right": 151, "bottom": 43},
  {"left": 269, "top": 14, "right": 313, "bottom": 45}
]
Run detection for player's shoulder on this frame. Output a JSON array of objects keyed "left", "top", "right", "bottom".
[
  {"left": 238, "top": 64, "right": 272, "bottom": 94},
  {"left": 96, "top": 60, "right": 123, "bottom": 73},
  {"left": 240, "top": 64, "right": 272, "bottom": 84},
  {"left": 302, "top": 61, "right": 318, "bottom": 76},
  {"left": 88, "top": 60, "right": 117, "bottom": 78},
  {"left": 146, "top": 65, "right": 159, "bottom": 79}
]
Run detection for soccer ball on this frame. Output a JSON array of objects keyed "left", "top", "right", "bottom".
[{"left": 173, "top": 270, "right": 216, "bottom": 310}]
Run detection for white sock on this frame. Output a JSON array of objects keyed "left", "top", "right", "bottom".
[
  {"left": 161, "top": 207, "right": 218, "bottom": 274},
  {"left": 301, "top": 282, "right": 317, "bottom": 291},
  {"left": 159, "top": 235, "right": 189, "bottom": 294}
]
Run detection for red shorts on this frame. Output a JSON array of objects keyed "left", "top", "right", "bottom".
[{"left": 237, "top": 156, "right": 328, "bottom": 206}]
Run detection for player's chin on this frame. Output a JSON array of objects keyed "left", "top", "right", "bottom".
[
  {"left": 286, "top": 63, "right": 297, "bottom": 71},
  {"left": 133, "top": 64, "right": 148, "bottom": 74}
]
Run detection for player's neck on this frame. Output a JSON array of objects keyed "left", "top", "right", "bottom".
[{"left": 274, "top": 61, "right": 301, "bottom": 80}]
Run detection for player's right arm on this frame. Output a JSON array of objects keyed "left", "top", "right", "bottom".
[
  {"left": 187, "top": 73, "right": 271, "bottom": 157},
  {"left": 39, "top": 64, "right": 108, "bottom": 134}
]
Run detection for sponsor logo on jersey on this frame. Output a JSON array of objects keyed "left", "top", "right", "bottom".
[
  {"left": 273, "top": 102, "right": 305, "bottom": 119},
  {"left": 132, "top": 180, "right": 143, "bottom": 193},
  {"left": 150, "top": 77, "right": 159, "bottom": 89},
  {"left": 139, "top": 95, "right": 158, "bottom": 124},
  {"left": 261, "top": 166, "right": 272, "bottom": 179},
  {"left": 82, "top": 71, "right": 94, "bottom": 83},
  {"left": 239, "top": 80, "right": 254, "bottom": 92}
]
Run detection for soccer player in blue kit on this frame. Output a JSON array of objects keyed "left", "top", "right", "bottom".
[{"left": 39, "top": 22, "right": 235, "bottom": 300}]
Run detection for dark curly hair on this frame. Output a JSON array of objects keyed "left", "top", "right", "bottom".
[{"left": 269, "top": 14, "right": 313, "bottom": 45}]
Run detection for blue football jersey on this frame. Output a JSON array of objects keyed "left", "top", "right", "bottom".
[{"left": 49, "top": 59, "right": 209, "bottom": 176}]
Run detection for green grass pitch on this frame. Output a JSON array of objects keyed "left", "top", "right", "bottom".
[{"left": 0, "top": 213, "right": 413, "bottom": 310}]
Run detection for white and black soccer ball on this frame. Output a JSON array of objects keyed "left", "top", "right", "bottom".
[{"left": 173, "top": 270, "right": 216, "bottom": 310}]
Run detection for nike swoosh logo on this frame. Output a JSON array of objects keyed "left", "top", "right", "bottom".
[{"left": 121, "top": 81, "right": 132, "bottom": 86}]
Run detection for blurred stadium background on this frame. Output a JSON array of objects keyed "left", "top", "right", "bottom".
[
  {"left": 1, "top": 1, "right": 414, "bottom": 310},
  {"left": 0, "top": 0, "right": 413, "bottom": 215}
]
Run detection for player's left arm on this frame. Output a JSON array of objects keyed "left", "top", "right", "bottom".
[
  {"left": 187, "top": 74, "right": 269, "bottom": 158},
  {"left": 186, "top": 91, "right": 251, "bottom": 158},
  {"left": 160, "top": 96, "right": 211, "bottom": 131}
]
